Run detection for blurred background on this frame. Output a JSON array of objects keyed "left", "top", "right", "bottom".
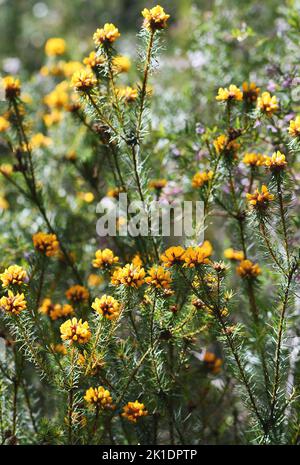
[{"left": 0, "top": 0, "right": 284, "bottom": 72}]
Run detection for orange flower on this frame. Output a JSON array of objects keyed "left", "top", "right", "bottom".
[
  {"left": 32, "top": 232, "right": 59, "bottom": 257},
  {"left": 183, "top": 241, "right": 213, "bottom": 268},
  {"left": 160, "top": 246, "right": 185, "bottom": 267},
  {"left": 142, "top": 5, "right": 170, "bottom": 30},
  {"left": 65, "top": 285, "right": 89, "bottom": 303},
  {"left": 246, "top": 185, "right": 274, "bottom": 208},
  {"left": 237, "top": 259, "right": 261, "bottom": 278},
  {"left": 145, "top": 266, "right": 172, "bottom": 289},
  {"left": 122, "top": 401, "right": 148, "bottom": 422}
]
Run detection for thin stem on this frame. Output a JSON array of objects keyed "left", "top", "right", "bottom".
[
  {"left": 136, "top": 29, "right": 155, "bottom": 140},
  {"left": 277, "top": 177, "right": 290, "bottom": 270}
]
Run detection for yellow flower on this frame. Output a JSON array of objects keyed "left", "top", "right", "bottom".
[
  {"left": 183, "top": 241, "right": 213, "bottom": 268},
  {"left": 0, "top": 116, "right": 10, "bottom": 132},
  {"left": 87, "top": 273, "right": 103, "bottom": 287},
  {"left": 44, "top": 85, "right": 69, "bottom": 109},
  {"left": 237, "top": 259, "right": 261, "bottom": 278},
  {"left": 32, "top": 232, "right": 60, "bottom": 257},
  {"left": 45, "top": 38, "right": 66, "bottom": 56},
  {"left": 132, "top": 254, "right": 143, "bottom": 268},
  {"left": 77, "top": 191, "right": 95, "bottom": 203},
  {"left": 224, "top": 248, "right": 245, "bottom": 261},
  {"left": 149, "top": 179, "right": 167, "bottom": 190},
  {"left": 60, "top": 317, "right": 91, "bottom": 344},
  {"left": 2, "top": 76, "right": 21, "bottom": 99},
  {"left": 84, "top": 386, "right": 114, "bottom": 409},
  {"left": 264, "top": 151, "right": 287, "bottom": 171},
  {"left": 112, "top": 55, "right": 131, "bottom": 74},
  {"left": 51, "top": 343, "right": 67, "bottom": 355},
  {"left": 192, "top": 171, "right": 213, "bottom": 188},
  {"left": 30, "top": 133, "right": 52, "bottom": 149},
  {"left": 246, "top": 184, "right": 274, "bottom": 208},
  {"left": 242, "top": 82, "right": 260, "bottom": 103},
  {"left": 43, "top": 110, "right": 63, "bottom": 127},
  {"left": 93, "top": 23, "right": 120, "bottom": 45},
  {"left": 142, "top": 5, "right": 170, "bottom": 30},
  {"left": 0, "top": 265, "right": 28, "bottom": 288},
  {"left": 203, "top": 351, "right": 223, "bottom": 374},
  {"left": 216, "top": 84, "right": 243, "bottom": 102},
  {"left": 39, "top": 298, "right": 74, "bottom": 320},
  {"left": 257, "top": 92, "right": 278, "bottom": 116},
  {"left": 62, "top": 61, "right": 84, "bottom": 78},
  {"left": 106, "top": 187, "right": 123, "bottom": 198},
  {"left": 160, "top": 246, "right": 185, "bottom": 267},
  {"left": 92, "top": 294, "right": 121, "bottom": 320},
  {"left": 92, "top": 248, "right": 119, "bottom": 269},
  {"left": 122, "top": 401, "right": 148, "bottom": 423},
  {"left": 242, "top": 152, "right": 266, "bottom": 166},
  {"left": 0, "top": 196, "right": 9, "bottom": 211},
  {"left": 213, "top": 134, "right": 240, "bottom": 156},
  {"left": 111, "top": 264, "right": 145, "bottom": 288},
  {"left": 83, "top": 51, "right": 106, "bottom": 70},
  {"left": 0, "top": 164, "right": 13, "bottom": 176},
  {"left": 288, "top": 116, "right": 300, "bottom": 138},
  {"left": 0, "top": 290, "right": 27, "bottom": 315},
  {"left": 145, "top": 266, "right": 172, "bottom": 289},
  {"left": 65, "top": 285, "right": 89, "bottom": 303},
  {"left": 70, "top": 70, "right": 96, "bottom": 92},
  {"left": 116, "top": 86, "right": 138, "bottom": 103}
]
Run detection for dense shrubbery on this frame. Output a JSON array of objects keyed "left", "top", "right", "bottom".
[{"left": 0, "top": 2, "right": 299, "bottom": 445}]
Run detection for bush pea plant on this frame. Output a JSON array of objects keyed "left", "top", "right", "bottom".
[{"left": 0, "top": 3, "right": 299, "bottom": 445}]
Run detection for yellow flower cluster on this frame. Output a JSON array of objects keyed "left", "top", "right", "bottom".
[
  {"left": 237, "top": 259, "right": 261, "bottom": 278},
  {"left": 60, "top": 317, "right": 91, "bottom": 344},
  {"left": 149, "top": 179, "right": 167, "bottom": 190},
  {"left": 160, "top": 246, "right": 185, "bottom": 267},
  {"left": 32, "top": 232, "right": 60, "bottom": 257},
  {"left": 0, "top": 116, "right": 10, "bottom": 132},
  {"left": 45, "top": 38, "right": 66, "bottom": 56},
  {"left": 116, "top": 86, "right": 138, "bottom": 103},
  {"left": 93, "top": 23, "right": 120, "bottom": 46},
  {"left": 65, "top": 285, "right": 89, "bottom": 303},
  {"left": 288, "top": 116, "right": 300, "bottom": 138},
  {"left": 203, "top": 351, "right": 223, "bottom": 374},
  {"left": 183, "top": 242, "right": 213, "bottom": 268},
  {"left": 30, "top": 133, "right": 52, "bottom": 150},
  {"left": 142, "top": 5, "right": 170, "bottom": 31},
  {"left": 0, "top": 290, "right": 27, "bottom": 315},
  {"left": 121, "top": 400, "right": 148, "bottom": 422},
  {"left": 242, "top": 82, "right": 260, "bottom": 103},
  {"left": 92, "top": 295, "right": 121, "bottom": 320},
  {"left": 111, "top": 264, "right": 146, "bottom": 288},
  {"left": 216, "top": 84, "right": 243, "bottom": 102},
  {"left": 0, "top": 265, "right": 28, "bottom": 288},
  {"left": 242, "top": 153, "right": 266, "bottom": 167},
  {"left": 145, "top": 266, "right": 172, "bottom": 289},
  {"left": 264, "top": 151, "right": 287, "bottom": 170},
  {"left": 192, "top": 171, "right": 213, "bottom": 188},
  {"left": 2, "top": 76, "right": 21, "bottom": 99},
  {"left": 112, "top": 56, "right": 131, "bottom": 74},
  {"left": 84, "top": 386, "right": 114, "bottom": 409},
  {"left": 257, "top": 92, "right": 278, "bottom": 116},
  {"left": 83, "top": 51, "right": 106, "bottom": 70},
  {"left": 161, "top": 242, "right": 213, "bottom": 268},
  {"left": 92, "top": 248, "right": 119, "bottom": 269},
  {"left": 70, "top": 70, "right": 96, "bottom": 92},
  {"left": 224, "top": 248, "right": 245, "bottom": 261},
  {"left": 39, "top": 298, "right": 74, "bottom": 320},
  {"left": 213, "top": 134, "right": 240, "bottom": 156},
  {"left": 246, "top": 184, "right": 274, "bottom": 208}
]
